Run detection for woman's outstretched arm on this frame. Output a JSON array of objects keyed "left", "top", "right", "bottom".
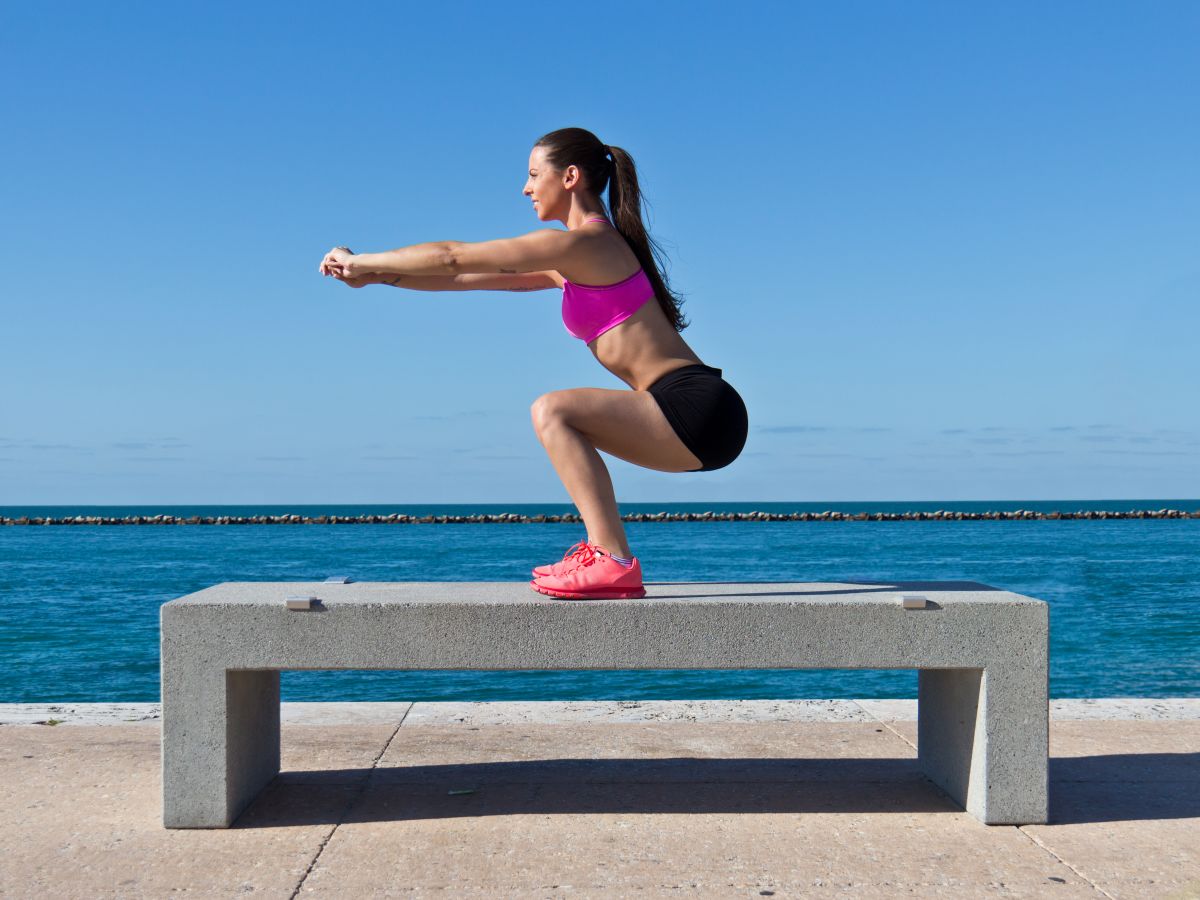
[
  {"left": 380, "top": 272, "right": 562, "bottom": 291},
  {"left": 332, "top": 271, "right": 562, "bottom": 292},
  {"left": 338, "top": 228, "right": 582, "bottom": 279},
  {"left": 343, "top": 241, "right": 456, "bottom": 277}
]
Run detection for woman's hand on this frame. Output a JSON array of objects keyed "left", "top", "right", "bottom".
[
  {"left": 318, "top": 246, "right": 360, "bottom": 279},
  {"left": 334, "top": 272, "right": 379, "bottom": 289}
]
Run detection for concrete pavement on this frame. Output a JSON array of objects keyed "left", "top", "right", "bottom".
[{"left": 2, "top": 699, "right": 1197, "bottom": 898}]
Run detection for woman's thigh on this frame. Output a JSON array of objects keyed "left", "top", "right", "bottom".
[{"left": 531, "top": 387, "right": 703, "bottom": 473}]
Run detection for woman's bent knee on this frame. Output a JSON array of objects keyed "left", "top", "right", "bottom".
[{"left": 530, "top": 392, "right": 571, "bottom": 434}]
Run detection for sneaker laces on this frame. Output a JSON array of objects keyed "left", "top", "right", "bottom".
[
  {"left": 559, "top": 538, "right": 589, "bottom": 563},
  {"left": 554, "top": 539, "right": 594, "bottom": 573},
  {"left": 572, "top": 544, "right": 604, "bottom": 569},
  {"left": 560, "top": 541, "right": 613, "bottom": 574}
]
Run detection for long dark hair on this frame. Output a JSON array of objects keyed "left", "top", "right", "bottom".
[{"left": 533, "top": 127, "right": 690, "bottom": 332}]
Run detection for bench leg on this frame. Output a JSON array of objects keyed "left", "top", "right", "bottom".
[
  {"left": 162, "top": 667, "right": 281, "bottom": 828},
  {"left": 917, "top": 666, "right": 1048, "bottom": 825}
]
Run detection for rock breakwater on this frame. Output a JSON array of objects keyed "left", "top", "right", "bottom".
[{"left": 2, "top": 509, "right": 1197, "bottom": 525}]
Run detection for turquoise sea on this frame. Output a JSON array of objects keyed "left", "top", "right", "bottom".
[{"left": 2, "top": 500, "right": 1197, "bottom": 703}]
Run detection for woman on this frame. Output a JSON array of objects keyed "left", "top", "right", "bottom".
[{"left": 318, "top": 127, "right": 748, "bottom": 601}]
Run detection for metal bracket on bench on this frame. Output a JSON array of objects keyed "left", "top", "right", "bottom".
[
  {"left": 899, "top": 593, "right": 928, "bottom": 609},
  {"left": 285, "top": 595, "right": 319, "bottom": 610}
]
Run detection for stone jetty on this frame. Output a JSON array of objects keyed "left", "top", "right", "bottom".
[{"left": 1, "top": 508, "right": 1197, "bottom": 525}]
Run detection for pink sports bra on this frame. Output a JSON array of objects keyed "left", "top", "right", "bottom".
[{"left": 561, "top": 217, "right": 655, "bottom": 343}]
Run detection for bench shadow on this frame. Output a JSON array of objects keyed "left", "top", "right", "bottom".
[
  {"left": 1047, "top": 753, "right": 1200, "bottom": 825},
  {"left": 233, "top": 753, "right": 1200, "bottom": 828},
  {"left": 238, "top": 757, "right": 953, "bottom": 827}
]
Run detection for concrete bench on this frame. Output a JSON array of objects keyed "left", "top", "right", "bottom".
[{"left": 160, "top": 580, "right": 1048, "bottom": 828}]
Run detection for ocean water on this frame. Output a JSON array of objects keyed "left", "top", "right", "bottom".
[{"left": 2, "top": 501, "right": 1197, "bottom": 703}]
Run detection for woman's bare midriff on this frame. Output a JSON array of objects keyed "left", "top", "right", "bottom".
[{"left": 587, "top": 299, "right": 706, "bottom": 392}]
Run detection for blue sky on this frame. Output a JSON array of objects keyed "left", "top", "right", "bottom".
[{"left": 2, "top": 1, "right": 1197, "bottom": 505}]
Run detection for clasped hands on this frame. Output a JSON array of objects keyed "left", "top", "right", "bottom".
[{"left": 318, "top": 246, "right": 375, "bottom": 288}]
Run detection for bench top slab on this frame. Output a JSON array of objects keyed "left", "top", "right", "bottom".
[
  {"left": 160, "top": 580, "right": 1046, "bottom": 671},
  {"left": 165, "top": 580, "right": 1043, "bottom": 608}
]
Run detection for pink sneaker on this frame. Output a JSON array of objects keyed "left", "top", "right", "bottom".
[
  {"left": 532, "top": 537, "right": 592, "bottom": 578},
  {"left": 530, "top": 544, "right": 647, "bottom": 600}
]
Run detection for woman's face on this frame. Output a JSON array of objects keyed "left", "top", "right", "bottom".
[{"left": 524, "top": 145, "right": 566, "bottom": 222}]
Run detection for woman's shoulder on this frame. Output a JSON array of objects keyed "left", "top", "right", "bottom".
[{"left": 561, "top": 238, "right": 644, "bottom": 287}]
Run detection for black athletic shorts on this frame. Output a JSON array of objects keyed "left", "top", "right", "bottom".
[{"left": 647, "top": 363, "right": 748, "bottom": 472}]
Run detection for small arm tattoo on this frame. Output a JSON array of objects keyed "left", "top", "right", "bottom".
[
  {"left": 386, "top": 275, "right": 404, "bottom": 286},
  {"left": 508, "top": 286, "right": 539, "bottom": 292}
]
